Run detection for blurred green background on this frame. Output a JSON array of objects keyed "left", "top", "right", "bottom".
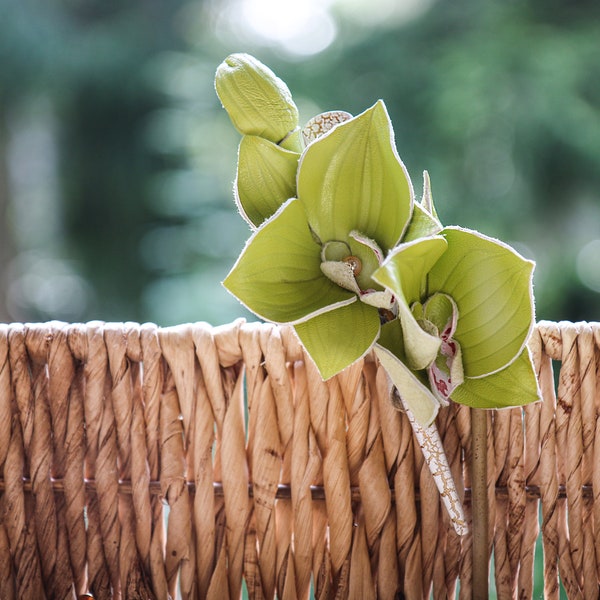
[{"left": 1, "top": 0, "right": 599, "bottom": 329}]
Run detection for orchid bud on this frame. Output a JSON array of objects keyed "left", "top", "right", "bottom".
[{"left": 215, "top": 53, "right": 299, "bottom": 145}]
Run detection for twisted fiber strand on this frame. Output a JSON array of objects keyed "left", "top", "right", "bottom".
[
  {"left": 492, "top": 408, "right": 510, "bottom": 598},
  {"left": 340, "top": 360, "right": 380, "bottom": 598},
  {"left": 0, "top": 325, "right": 12, "bottom": 468},
  {"left": 274, "top": 503, "right": 294, "bottom": 600},
  {"left": 139, "top": 324, "right": 169, "bottom": 599},
  {"left": 242, "top": 511, "right": 261, "bottom": 600},
  {"left": 22, "top": 325, "right": 74, "bottom": 598},
  {"left": 593, "top": 328, "right": 600, "bottom": 594},
  {"left": 310, "top": 363, "right": 356, "bottom": 597},
  {"left": 160, "top": 326, "right": 199, "bottom": 599},
  {"left": 372, "top": 365, "right": 401, "bottom": 597},
  {"left": 220, "top": 367, "right": 251, "bottom": 600},
  {"left": 485, "top": 410, "right": 496, "bottom": 593},
  {"left": 45, "top": 324, "right": 89, "bottom": 595},
  {"left": 302, "top": 352, "right": 333, "bottom": 597},
  {"left": 237, "top": 325, "right": 266, "bottom": 600},
  {"left": 4, "top": 413, "right": 46, "bottom": 597},
  {"left": 509, "top": 409, "right": 528, "bottom": 596},
  {"left": 7, "top": 325, "right": 58, "bottom": 598},
  {"left": 1, "top": 325, "right": 45, "bottom": 598},
  {"left": 250, "top": 374, "right": 282, "bottom": 599},
  {"left": 364, "top": 365, "right": 399, "bottom": 599},
  {"left": 259, "top": 326, "right": 295, "bottom": 482},
  {"left": 190, "top": 360, "right": 218, "bottom": 600},
  {"left": 396, "top": 404, "right": 424, "bottom": 596},
  {"left": 520, "top": 397, "right": 541, "bottom": 599},
  {"left": 123, "top": 326, "right": 154, "bottom": 573},
  {"left": 193, "top": 323, "right": 229, "bottom": 482},
  {"left": 0, "top": 326, "right": 16, "bottom": 599},
  {"left": 338, "top": 360, "right": 367, "bottom": 486},
  {"left": 311, "top": 499, "right": 331, "bottom": 600},
  {"left": 160, "top": 367, "right": 196, "bottom": 599},
  {"left": 555, "top": 323, "right": 583, "bottom": 596},
  {"left": 577, "top": 323, "right": 599, "bottom": 600},
  {"left": 104, "top": 323, "right": 149, "bottom": 598},
  {"left": 130, "top": 361, "right": 155, "bottom": 597},
  {"left": 347, "top": 365, "right": 379, "bottom": 599},
  {"left": 432, "top": 407, "right": 462, "bottom": 599},
  {"left": 68, "top": 323, "right": 112, "bottom": 598},
  {"left": 192, "top": 322, "right": 234, "bottom": 600},
  {"left": 374, "top": 362, "right": 422, "bottom": 597},
  {"left": 115, "top": 323, "right": 158, "bottom": 600},
  {"left": 533, "top": 323, "right": 561, "bottom": 599},
  {"left": 323, "top": 375, "right": 354, "bottom": 588},
  {"left": 506, "top": 407, "right": 526, "bottom": 589},
  {"left": 493, "top": 489, "right": 510, "bottom": 598},
  {"left": 359, "top": 363, "right": 395, "bottom": 597},
  {"left": 275, "top": 483, "right": 297, "bottom": 600},
  {"left": 4, "top": 325, "right": 46, "bottom": 596},
  {"left": 291, "top": 360, "right": 321, "bottom": 600},
  {"left": 0, "top": 498, "right": 16, "bottom": 600}
]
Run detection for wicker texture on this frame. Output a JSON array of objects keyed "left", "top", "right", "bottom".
[{"left": 0, "top": 319, "right": 598, "bottom": 599}]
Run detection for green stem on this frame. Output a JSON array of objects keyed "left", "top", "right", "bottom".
[{"left": 471, "top": 407, "right": 489, "bottom": 599}]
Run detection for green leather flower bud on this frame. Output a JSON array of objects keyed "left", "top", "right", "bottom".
[{"left": 215, "top": 53, "right": 299, "bottom": 145}]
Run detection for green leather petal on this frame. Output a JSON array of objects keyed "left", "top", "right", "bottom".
[
  {"left": 298, "top": 100, "right": 412, "bottom": 251},
  {"left": 428, "top": 227, "right": 535, "bottom": 378},
  {"left": 236, "top": 136, "right": 299, "bottom": 227},
  {"left": 223, "top": 199, "right": 353, "bottom": 324},
  {"left": 451, "top": 347, "right": 541, "bottom": 408},
  {"left": 294, "top": 301, "right": 380, "bottom": 380}
]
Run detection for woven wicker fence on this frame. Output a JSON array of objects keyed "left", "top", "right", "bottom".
[{"left": 0, "top": 319, "right": 598, "bottom": 599}]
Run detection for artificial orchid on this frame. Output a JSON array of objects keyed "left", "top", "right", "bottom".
[{"left": 215, "top": 53, "right": 541, "bottom": 535}]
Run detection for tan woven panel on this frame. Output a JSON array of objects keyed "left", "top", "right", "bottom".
[{"left": 0, "top": 320, "right": 598, "bottom": 598}]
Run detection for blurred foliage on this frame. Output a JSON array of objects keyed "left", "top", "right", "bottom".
[{"left": 1, "top": 0, "right": 599, "bottom": 326}]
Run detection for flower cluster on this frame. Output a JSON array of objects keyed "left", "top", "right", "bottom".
[{"left": 216, "top": 53, "right": 541, "bottom": 428}]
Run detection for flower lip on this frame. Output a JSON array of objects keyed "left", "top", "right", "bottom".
[{"left": 320, "top": 234, "right": 384, "bottom": 296}]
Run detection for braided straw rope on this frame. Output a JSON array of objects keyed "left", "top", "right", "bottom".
[{"left": 0, "top": 319, "right": 598, "bottom": 598}]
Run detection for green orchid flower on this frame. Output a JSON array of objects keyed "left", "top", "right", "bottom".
[
  {"left": 373, "top": 225, "right": 541, "bottom": 425},
  {"left": 224, "top": 100, "right": 421, "bottom": 379}
]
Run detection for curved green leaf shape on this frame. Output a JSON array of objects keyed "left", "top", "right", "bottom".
[
  {"left": 236, "top": 136, "right": 300, "bottom": 227},
  {"left": 295, "top": 301, "right": 380, "bottom": 380},
  {"left": 373, "top": 344, "right": 441, "bottom": 426},
  {"left": 428, "top": 227, "right": 535, "bottom": 378},
  {"left": 298, "top": 100, "right": 413, "bottom": 251},
  {"left": 451, "top": 347, "right": 541, "bottom": 408},
  {"left": 223, "top": 198, "right": 354, "bottom": 323},
  {"left": 373, "top": 237, "right": 447, "bottom": 369}
]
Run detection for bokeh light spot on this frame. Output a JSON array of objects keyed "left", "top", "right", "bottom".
[{"left": 576, "top": 240, "right": 600, "bottom": 293}]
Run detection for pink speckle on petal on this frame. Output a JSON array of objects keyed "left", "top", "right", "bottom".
[{"left": 432, "top": 369, "right": 450, "bottom": 398}]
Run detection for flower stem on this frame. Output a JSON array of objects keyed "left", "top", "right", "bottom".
[{"left": 471, "top": 407, "right": 489, "bottom": 599}]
